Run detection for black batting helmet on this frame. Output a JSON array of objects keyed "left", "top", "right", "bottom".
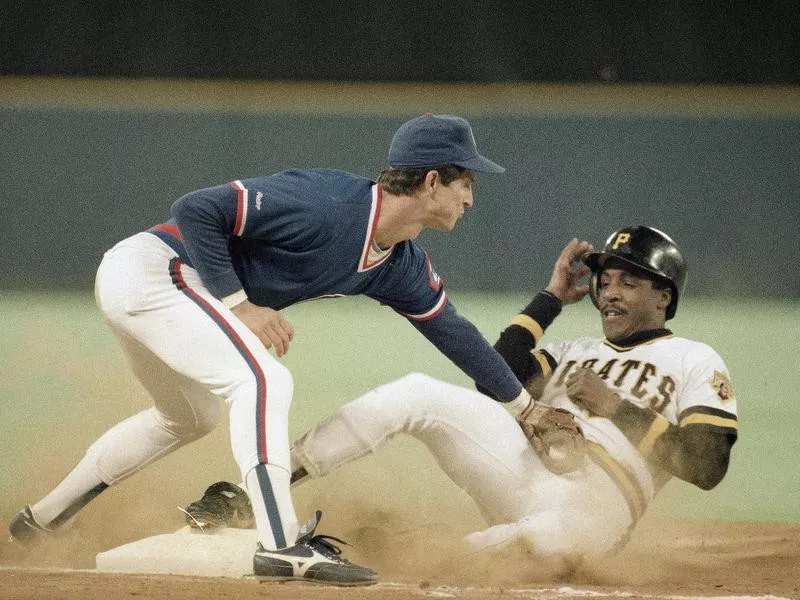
[{"left": 582, "top": 226, "right": 688, "bottom": 320}]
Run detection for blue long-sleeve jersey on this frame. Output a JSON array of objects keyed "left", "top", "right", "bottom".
[{"left": 149, "top": 168, "right": 521, "bottom": 401}]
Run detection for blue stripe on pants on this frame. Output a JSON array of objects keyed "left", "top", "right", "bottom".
[{"left": 256, "top": 464, "right": 286, "bottom": 548}]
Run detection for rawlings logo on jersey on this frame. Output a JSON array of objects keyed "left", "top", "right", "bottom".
[{"left": 710, "top": 370, "right": 734, "bottom": 402}]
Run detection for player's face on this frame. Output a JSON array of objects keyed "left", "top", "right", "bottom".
[
  {"left": 597, "top": 266, "right": 670, "bottom": 341},
  {"left": 429, "top": 173, "right": 475, "bottom": 231}
]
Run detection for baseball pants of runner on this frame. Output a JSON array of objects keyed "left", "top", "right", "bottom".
[{"left": 291, "top": 373, "right": 634, "bottom": 557}]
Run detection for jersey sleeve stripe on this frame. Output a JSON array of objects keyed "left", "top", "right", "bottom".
[
  {"left": 402, "top": 292, "right": 448, "bottom": 321},
  {"left": 637, "top": 415, "right": 671, "bottom": 457},
  {"left": 532, "top": 350, "right": 553, "bottom": 378},
  {"left": 680, "top": 413, "right": 739, "bottom": 430},
  {"left": 679, "top": 404, "right": 737, "bottom": 421},
  {"left": 230, "top": 180, "right": 248, "bottom": 237},
  {"left": 510, "top": 314, "right": 544, "bottom": 343}
]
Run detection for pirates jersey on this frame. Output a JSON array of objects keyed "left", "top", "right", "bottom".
[
  {"left": 536, "top": 333, "right": 738, "bottom": 502},
  {"left": 489, "top": 291, "right": 738, "bottom": 520}
]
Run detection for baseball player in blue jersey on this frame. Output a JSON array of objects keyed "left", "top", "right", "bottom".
[
  {"left": 181, "top": 227, "right": 738, "bottom": 568},
  {"left": 8, "top": 114, "right": 539, "bottom": 585}
]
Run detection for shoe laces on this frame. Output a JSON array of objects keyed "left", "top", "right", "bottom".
[{"left": 307, "top": 534, "right": 353, "bottom": 563}]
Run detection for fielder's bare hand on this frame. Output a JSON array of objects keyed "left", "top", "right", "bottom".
[
  {"left": 566, "top": 367, "right": 622, "bottom": 418},
  {"left": 232, "top": 300, "right": 295, "bottom": 356},
  {"left": 545, "top": 238, "right": 593, "bottom": 305}
]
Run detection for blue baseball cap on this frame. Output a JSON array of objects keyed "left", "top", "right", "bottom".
[{"left": 388, "top": 113, "right": 505, "bottom": 174}]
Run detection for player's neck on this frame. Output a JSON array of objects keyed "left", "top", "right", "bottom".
[{"left": 374, "top": 190, "right": 426, "bottom": 247}]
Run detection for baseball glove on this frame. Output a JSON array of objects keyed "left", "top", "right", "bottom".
[{"left": 518, "top": 403, "right": 586, "bottom": 474}]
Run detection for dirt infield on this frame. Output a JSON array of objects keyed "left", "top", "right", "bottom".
[
  {"left": 2, "top": 518, "right": 799, "bottom": 600},
  {"left": 2, "top": 433, "right": 798, "bottom": 600}
]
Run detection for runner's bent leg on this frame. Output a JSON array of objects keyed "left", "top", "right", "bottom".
[{"left": 291, "top": 372, "right": 544, "bottom": 524}]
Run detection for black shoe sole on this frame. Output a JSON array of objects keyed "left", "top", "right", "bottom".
[{"left": 249, "top": 575, "right": 378, "bottom": 587}]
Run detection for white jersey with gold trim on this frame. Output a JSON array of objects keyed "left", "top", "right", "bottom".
[{"left": 536, "top": 333, "right": 738, "bottom": 501}]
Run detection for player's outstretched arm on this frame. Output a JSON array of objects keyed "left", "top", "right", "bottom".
[{"left": 407, "top": 302, "right": 523, "bottom": 402}]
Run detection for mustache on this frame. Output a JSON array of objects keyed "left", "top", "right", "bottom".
[{"left": 600, "top": 303, "right": 626, "bottom": 314}]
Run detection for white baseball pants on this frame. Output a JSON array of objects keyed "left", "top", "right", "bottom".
[
  {"left": 92, "top": 232, "right": 299, "bottom": 549},
  {"left": 291, "top": 373, "right": 635, "bottom": 558}
]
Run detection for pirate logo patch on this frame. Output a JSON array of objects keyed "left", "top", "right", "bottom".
[{"left": 710, "top": 370, "right": 734, "bottom": 402}]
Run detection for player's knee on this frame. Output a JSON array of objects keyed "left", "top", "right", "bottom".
[
  {"left": 155, "top": 400, "right": 221, "bottom": 440},
  {"left": 394, "top": 372, "right": 442, "bottom": 395},
  {"left": 192, "top": 400, "right": 222, "bottom": 437},
  {"left": 271, "top": 360, "right": 294, "bottom": 395},
  {"left": 516, "top": 513, "right": 574, "bottom": 558},
  {"left": 400, "top": 371, "right": 433, "bottom": 385},
  {"left": 394, "top": 372, "right": 464, "bottom": 407},
  {"left": 228, "top": 360, "right": 293, "bottom": 415},
  {"left": 255, "top": 356, "right": 293, "bottom": 395},
  {"left": 370, "top": 372, "right": 434, "bottom": 411}
]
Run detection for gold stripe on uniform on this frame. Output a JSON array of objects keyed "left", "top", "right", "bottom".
[
  {"left": 637, "top": 416, "right": 671, "bottom": 457},
  {"left": 586, "top": 442, "right": 646, "bottom": 523},
  {"left": 532, "top": 351, "right": 553, "bottom": 378},
  {"left": 510, "top": 314, "right": 544, "bottom": 342},
  {"left": 680, "top": 413, "right": 738, "bottom": 429}
]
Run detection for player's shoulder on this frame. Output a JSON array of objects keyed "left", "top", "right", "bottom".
[
  {"left": 664, "top": 335, "right": 730, "bottom": 372},
  {"left": 377, "top": 239, "right": 432, "bottom": 277},
  {"left": 542, "top": 336, "right": 601, "bottom": 356},
  {"left": 276, "top": 167, "right": 366, "bottom": 180},
  {"left": 240, "top": 170, "right": 374, "bottom": 222},
  {"left": 664, "top": 335, "right": 722, "bottom": 356},
  {"left": 245, "top": 168, "right": 370, "bottom": 191}
]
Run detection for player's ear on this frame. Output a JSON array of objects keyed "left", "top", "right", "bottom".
[
  {"left": 423, "top": 169, "right": 440, "bottom": 193},
  {"left": 656, "top": 287, "right": 672, "bottom": 312}
]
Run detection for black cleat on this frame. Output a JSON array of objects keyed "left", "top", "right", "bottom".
[
  {"left": 253, "top": 511, "right": 377, "bottom": 586},
  {"left": 290, "top": 467, "right": 308, "bottom": 485},
  {"left": 182, "top": 481, "right": 255, "bottom": 530}
]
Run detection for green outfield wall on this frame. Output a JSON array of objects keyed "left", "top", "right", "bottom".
[{"left": 2, "top": 80, "right": 798, "bottom": 297}]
